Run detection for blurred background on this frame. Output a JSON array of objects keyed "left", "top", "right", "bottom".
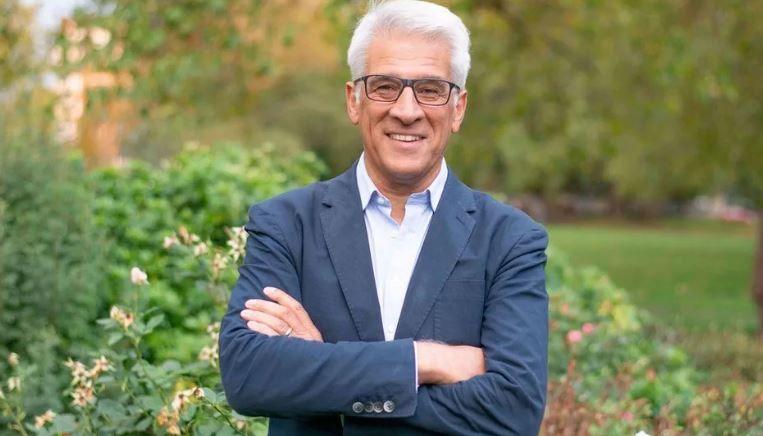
[{"left": 1, "top": 0, "right": 761, "bottom": 433}]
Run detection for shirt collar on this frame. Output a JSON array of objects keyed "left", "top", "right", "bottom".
[{"left": 356, "top": 151, "right": 448, "bottom": 211}]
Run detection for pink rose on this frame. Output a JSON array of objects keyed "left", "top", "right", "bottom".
[
  {"left": 566, "top": 330, "right": 583, "bottom": 344},
  {"left": 582, "top": 322, "right": 596, "bottom": 334}
]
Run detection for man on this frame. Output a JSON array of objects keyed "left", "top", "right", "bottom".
[{"left": 219, "top": 1, "right": 549, "bottom": 434}]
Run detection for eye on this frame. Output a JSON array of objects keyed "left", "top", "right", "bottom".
[
  {"left": 418, "top": 86, "right": 440, "bottom": 95},
  {"left": 415, "top": 81, "right": 448, "bottom": 97}
]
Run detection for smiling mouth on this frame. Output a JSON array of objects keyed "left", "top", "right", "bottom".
[{"left": 387, "top": 133, "right": 425, "bottom": 142}]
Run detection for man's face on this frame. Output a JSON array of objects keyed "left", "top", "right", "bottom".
[{"left": 345, "top": 31, "right": 468, "bottom": 187}]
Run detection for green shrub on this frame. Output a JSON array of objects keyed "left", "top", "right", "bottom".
[
  {"left": 0, "top": 135, "right": 108, "bottom": 413},
  {"left": 1, "top": 222, "right": 266, "bottom": 435},
  {"left": 546, "top": 249, "right": 700, "bottom": 418},
  {"left": 90, "top": 142, "right": 326, "bottom": 361}
]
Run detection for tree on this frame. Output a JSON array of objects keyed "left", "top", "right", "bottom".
[
  {"left": 704, "top": 0, "right": 763, "bottom": 334},
  {"left": 456, "top": 0, "right": 762, "bottom": 331},
  {"left": 0, "top": 0, "right": 37, "bottom": 89}
]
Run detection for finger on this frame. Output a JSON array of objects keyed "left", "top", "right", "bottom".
[
  {"left": 246, "top": 320, "right": 278, "bottom": 336},
  {"left": 263, "top": 287, "right": 319, "bottom": 334},
  {"left": 241, "top": 309, "right": 291, "bottom": 335},
  {"left": 246, "top": 299, "right": 304, "bottom": 331}
]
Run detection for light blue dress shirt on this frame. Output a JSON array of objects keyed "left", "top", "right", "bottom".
[{"left": 356, "top": 152, "right": 448, "bottom": 341}]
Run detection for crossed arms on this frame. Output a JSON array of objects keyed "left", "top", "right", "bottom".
[{"left": 219, "top": 205, "right": 549, "bottom": 434}]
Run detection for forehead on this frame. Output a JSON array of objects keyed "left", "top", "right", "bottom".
[{"left": 365, "top": 31, "right": 451, "bottom": 80}]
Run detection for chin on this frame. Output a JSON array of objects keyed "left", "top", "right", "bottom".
[{"left": 383, "top": 159, "right": 428, "bottom": 183}]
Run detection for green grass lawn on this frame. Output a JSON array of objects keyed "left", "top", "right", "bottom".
[
  {"left": 547, "top": 219, "right": 758, "bottom": 332},
  {"left": 548, "top": 218, "right": 763, "bottom": 384}
]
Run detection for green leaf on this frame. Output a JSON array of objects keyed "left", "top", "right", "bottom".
[
  {"left": 201, "top": 387, "right": 218, "bottom": 404},
  {"left": 196, "top": 421, "right": 223, "bottom": 436},
  {"left": 137, "top": 395, "right": 164, "bottom": 412},
  {"left": 97, "top": 398, "right": 127, "bottom": 420},
  {"left": 145, "top": 314, "right": 165, "bottom": 333},
  {"left": 135, "top": 416, "right": 153, "bottom": 431},
  {"left": 51, "top": 414, "right": 78, "bottom": 433},
  {"left": 108, "top": 331, "right": 124, "bottom": 345}
]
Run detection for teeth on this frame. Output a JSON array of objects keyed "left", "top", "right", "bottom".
[{"left": 389, "top": 134, "right": 423, "bottom": 142}]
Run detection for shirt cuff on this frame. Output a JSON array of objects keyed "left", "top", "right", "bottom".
[{"left": 413, "top": 341, "right": 419, "bottom": 391}]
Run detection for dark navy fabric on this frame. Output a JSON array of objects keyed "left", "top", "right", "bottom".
[{"left": 219, "top": 162, "right": 549, "bottom": 435}]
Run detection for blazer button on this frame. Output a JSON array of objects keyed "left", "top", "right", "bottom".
[
  {"left": 352, "top": 402, "right": 364, "bottom": 413},
  {"left": 383, "top": 400, "right": 395, "bottom": 413},
  {"left": 372, "top": 401, "right": 383, "bottom": 413},
  {"left": 364, "top": 402, "right": 374, "bottom": 413}
]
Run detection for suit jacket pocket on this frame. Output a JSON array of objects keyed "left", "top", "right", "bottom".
[{"left": 434, "top": 279, "right": 485, "bottom": 346}]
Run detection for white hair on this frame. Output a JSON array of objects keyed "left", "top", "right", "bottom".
[{"left": 347, "top": 0, "right": 471, "bottom": 89}]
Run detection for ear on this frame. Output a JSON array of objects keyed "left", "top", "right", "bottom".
[
  {"left": 450, "top": 89, "right": 468, "bottom": 133},
  {"left": 345, "top": 81, "right": 360, "bottom": 125}
]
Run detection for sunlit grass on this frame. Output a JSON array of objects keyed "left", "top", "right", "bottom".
[
  {"left": 548, "top": 218, "right": 762, "bottom": 385},
  {"left": 547, "top": 218, "right": 757, "bottom": 331}
]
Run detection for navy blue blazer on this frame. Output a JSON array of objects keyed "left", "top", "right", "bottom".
[{"left": 220, "top": 162, "right": 549, "bottom": 435}]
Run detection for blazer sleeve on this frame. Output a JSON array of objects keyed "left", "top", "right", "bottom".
[
  {"left": 401, "top": 227, "right": 549, "bottom": 435},
  {"left": 219, "top": 205, "right": 418, "bottom": 419}
]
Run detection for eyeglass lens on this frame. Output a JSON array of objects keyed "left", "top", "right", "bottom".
[{"left": 365, "top": 75, "right": 451, "bottom": 105}]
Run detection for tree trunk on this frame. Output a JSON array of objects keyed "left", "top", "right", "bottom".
[{"left": 753, "top": 210, "right": 763, "bottom": 337}]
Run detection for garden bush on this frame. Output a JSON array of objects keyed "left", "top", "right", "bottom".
[
  {"left": 90, "top": 142, "right": 326, "bottom": 362},
  {"left": 2, "top": 234, "right": 759, "bottom": 434},
  {"left": 0, "top": 133, "right": 108, "bottom": 414}
]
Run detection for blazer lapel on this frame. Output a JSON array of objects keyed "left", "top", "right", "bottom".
[
  {"left": 395, "top": 173, "right": 476, "bottom": 340},
  {"left": 319, "top": 163, "right": 386, "bottom": 342}
]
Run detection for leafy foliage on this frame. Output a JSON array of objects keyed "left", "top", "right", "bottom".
[
  {"left": 0, "top": 131, "right": 107, "bottom": 414},
  {"left": 90, "top": 142, "right": 326, "bottom": 361},
  {"left": 0, "top": 232, "right": 268, "bottom": 435},
  {"left": 0, "top": 0, "right": 37, "bottom": 88},
  {"left": 59, "top": 0, "right": 290, "bottom": 120}
]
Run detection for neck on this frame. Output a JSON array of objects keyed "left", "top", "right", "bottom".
[{"left": 363, "top": 158, "right": 442, "bottom": 224}]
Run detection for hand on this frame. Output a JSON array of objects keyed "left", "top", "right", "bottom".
[
  {"left": 240, "top": 287, "right": 324, "bottom": 342},
  {"left": 415, "top": 341, "right": 485, "bottom": 385}
]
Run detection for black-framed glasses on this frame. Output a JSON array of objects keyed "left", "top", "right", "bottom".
[{"left": 354, "top": 74, "right": 460, "bottom": 106}]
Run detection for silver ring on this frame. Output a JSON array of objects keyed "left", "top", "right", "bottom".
[{"left": 284, "top": 327, "right": 293, "bottom": 337}]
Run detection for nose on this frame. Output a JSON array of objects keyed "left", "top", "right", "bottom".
[{"left": 388, "top": 86, "right": 425, "bottom": 125}]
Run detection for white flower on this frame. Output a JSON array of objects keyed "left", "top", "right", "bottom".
[
  {"left": 226, "top": 226, "right": 247, "bottom": 261},
  {"left": 171, "top": 387, "right": 204, "bottom": 411},
  {"left": 177, "top": 226, "right": 200, "bottom": 245},
  {"left": 66, "top": 46, "right": 85, "bottom": 64},
  {"left": 635, "top": 431, "right": 651, "bottom": 436},
  {"left": 71, "top": 386, "right": 94, "bottom": 407},
  {"left": 34, "top": 410, "right": 56, "bottom": 429},
  {"left": 206, "top": 322, "right": 221, "bottom": 336},
  {"left": 109, "top": 306, "right": 134, "bottom": 329},
  {"left": 64, "top": 73, "right": 85, "bottom": 93},
  {"left": 130, "top": 266, "right": 149, "bottom": 285},
  {"left": 198, "top": 345, "right": 218, "bottom": 366},
  {"left": 211, "top": 252, "right": 228, "bottom": 278},
  {"left": 163, "top": 234, "right": 179, "bottom": 249},
  {"left": 7, "top": 377, "right": 20, "bottom": 392},
  {"left": 72, "top": 28, "right": 87, "bottom": 43},
  {"left": 7, "top": 352, "right": 19, "bottom": 367},
  {"left": 193, "top": 242, "right": 208, "bottom": 257},
  {"left": 64, "top": 23, "right": 86, "bottom": 43},
  {"left": 90, "top": 356, "right": 111, "bottom": 377},
  {"left": 65, "top": 358, "right": 90, "bottom": 385},
  {"left": 48, "top": 46, "right": 63, "bottom": 66},
  {"left": 89, "top": 27, "right": 111, "bottom": 48}
]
